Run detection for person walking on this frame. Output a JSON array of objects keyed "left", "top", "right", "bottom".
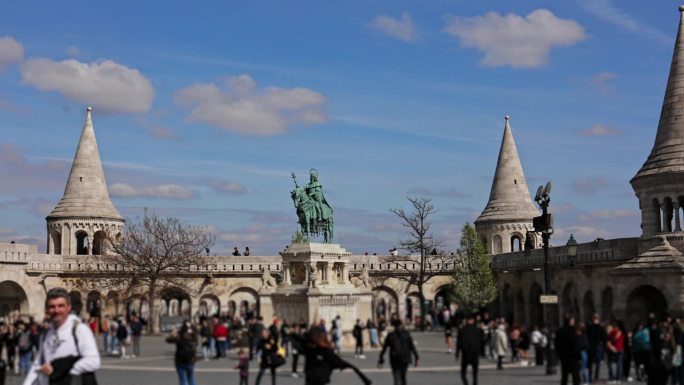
[
  {"left": 101, "top": 315, "right": 111, "bottom": 354},
  {"left": 353, "top": 319, "right": 365, "bottom": 359},
  {"left": 131, "top": 315, "right": 143, "bottom": 357},
  {"left": 16, "top": 322, "right": 32, "bottom": 376},
  {"left": 578, "top": 324, "right": 591, "bottom": 385},
  {"left": 22, "top": 287, "right": 100, "bottom": 385},
  {"left": 235, "top": 349, "right": 249, "bottom": 385},
  {"left": 556, "top": 315, "right": 581, "bottom": 385},
  {"left": 367, "top": 319, "right": 379, "bottom": 348},
  {"left": 291, "top": 321, "right": 306, "bottom": 378},
  {"left": 606, "top": 321, "right": 625, "bottom": 384},
  {"left": 378, "top": 319, "right": 419, "bottom": 385},
  {"left": 633, "top": 322, "right": 650, "bottom": 382},
  {"left": 291, "top": 326, "right": 371, "bottom": 385},
  {"left": 493, "top": 322, "right": 509, "bottom": 370},
  {"left": 457, "top": 314, "right": 483, "bottom": 385},
  {"left": 116, "top": 318, "right": 129, "bottom": 359},
  {"left": 255, "top": 330, "right": 280, "bottom": 385},
  {"left": 213, "top": 320, "right": 228, "bottom": 359},
  {"left": 166, "top": 322, "right": 198, "bottom": 385},
  {"left": 531, "top": 325, "right": 545, "bottom": 366},
  {"left": 587, "top": 314, "right": 607, "bottom": 381}
]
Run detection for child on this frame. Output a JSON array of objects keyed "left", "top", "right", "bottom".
[{"left": 236, "top": 349, "right": 249, "bottom": 385}]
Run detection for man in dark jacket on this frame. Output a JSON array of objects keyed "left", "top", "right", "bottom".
[
  {"left": 555, "top": 315, "right": 581, "bottom": 385},
  {"left": 586, "top": 314, "right": 607, "bottom": 381},
  {"left": 378, "top": 319, "right": 419, "bottom": 385},
  {"left": 457, "top": 314, "right": 483, "bottom": 385}
]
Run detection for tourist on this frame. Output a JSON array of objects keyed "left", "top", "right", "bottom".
[
  {"left": 291, "top": 326, "right": 371, "bottom": 385},
  {"left": 6, "top": 323, "right": 17, "bottom": 374},
  {"left": 457, "top": 314, "right": 483, "bottom": 385},
  {"left": 367, "top": 319, "right": 379, "bottom": 348},
  {"left": 88, "top": 318, "right": 98, "bottom": 335},
  {"left": 587, "top": 314, "right": 607, "bottom": 381},
  {"left": 244, "top": 247, "right": 251, "bottom": 256},
  {"left": 509, "top": 324, "right": 521, "bottom": 363},
  {"left": 331, "top": 318, "right": 341, "bottom": 354},
  {"left": 606, "top": 321, "right": 625, "bottom": 383},
  {"left": 378, "top": 317, "right": 387, "bottom": 345},
  {"left": 255, "top": 329, "right": 281, "bottom": 385},
  {"left": 117, "top": 318, "right": 129, "bottom": 359},
  {"left": 269, "top": 317, "right": 281, "bottom": 346},
  {"left": 578, "top": 323, "right": 591, "bottom": 385},
  {"left": 389, "top": 247, "right": 398, "bottom": 257},
  {"left": 101, "top": 315, "right": 111, "bottom": 354},
  {"left": 23, "top": 287, "right": 100, "bottom": 385},
  {"left": 492, "top": 321, "right": 509, "bottom": 370},
  {"left": 166, "top": 321, "right": 197, "bottom": 385},
  {"left": 291, "top": 321, "right": 306, "bottom": 378},
  {"left": 378, "top": 319, "right": 419, "bottom": 385},
  {"left": 235, "top": 349, "right": 249, "bottom": 385},
  {"left": 555, "top": 315, "right": 581, "bottom": 385},
  {"left": 353, "top": 319, "right": 365, "bottom": 359},
  {"left": 280, "top": 319, "right": 290, "bottom": 356},
  {"left": 518, "top": 325, "right": 531, "bottom": 366},
  {"left": 199, "top": 319, "right": 211, "bottom": 361},
  {"left": 109, "top": 317, "right": 119, "bottom": 355},
  {"left": 214, "top": 319, "right": 228, "bottom": 358},
  {"left": 16, "top": 322, "right": 32, "bottom": 376},
  {"left": 633, "top": 322, "right": 650, "bottom": 381},
  {"left": 531, "top": 325, "right": 545, "bottom": 365},
  {"left": 131, "top": 315, "right": 144, "bottom": 357},
  {"left": 233, "top": 247, "right": 241, "bottom": 256},
  {"left": 444, "top": 316, "right": 454, "bottom": 354}
]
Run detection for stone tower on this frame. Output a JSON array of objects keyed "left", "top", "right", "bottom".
[
  {"left": 475, "top": 116, "right": 539, "bottom": 254},
  {"left": 46, "top": 107, "right": 124, "bottom": 256},
  {"left": 631, "top": 6, "right": 684, "bottom": 241}
]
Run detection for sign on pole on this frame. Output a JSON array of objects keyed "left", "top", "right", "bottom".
[{"left": 539, "top": 295, "right": 558, "bottom": 305}]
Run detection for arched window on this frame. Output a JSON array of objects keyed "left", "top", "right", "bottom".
[
  {"left": 51, "top": 231, "right": 62, "bottom": 255},
  {"left": 510, "top": 234, "right": 523, "bottom": 252},
  {"left": 75, "top": 231, "right": 89, "bottom": 255},
  {"left": 92, "top": 231, "right": 107, "bottom": 255},
  {"left": 493, "top": 235, "right": 503, "bottom": 254}
]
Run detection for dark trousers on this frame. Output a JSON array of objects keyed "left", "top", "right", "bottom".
[
  {"left": 390, "top": 361, "right": 408, "bottom": 385},
  {"left": 535, "top": 346, "right": 545, "bottom": 365},
  {"left": 355, "top": 338, "right": 363, "bottom": 355},
  {"left": 255, "top": 366, "right": 276, "bottom": 385},
  {"left": 497, "top": 355, "right": 504, "bottom": 369},
  {"left": 292, "top": 353, "right": 299, "bottom": 373},
  {"left": 560, "top": 358, "right": 580, "bottom": 385},
  {"left": 239, "top": 375, "right": 248, "bottom": 385},
  {"left": 461, "top": 354, "right": 479, "bottom": 385}
]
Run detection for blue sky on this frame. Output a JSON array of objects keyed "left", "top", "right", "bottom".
[{"left": 0, "top": 0, "right": 679, "bottom": 254}]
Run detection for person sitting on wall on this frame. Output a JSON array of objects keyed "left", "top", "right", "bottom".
[{"left": 233, "top": 247, "right": 241, "bottom": 256}]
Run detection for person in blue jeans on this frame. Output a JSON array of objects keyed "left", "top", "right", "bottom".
[
  {"left": 578, "top": 324, "right": 591, "bottom": 385},
  {"left": 166, "top": 322, "right": 198, "bottom": 385}
]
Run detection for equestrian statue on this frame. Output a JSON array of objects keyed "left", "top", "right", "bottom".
[{"left": 291, "top": 169, "right": 334, "bottom": 243}]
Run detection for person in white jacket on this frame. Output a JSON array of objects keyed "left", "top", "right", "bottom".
[{"left": 23, "top": 287, "right": 100, "bottom": 385}]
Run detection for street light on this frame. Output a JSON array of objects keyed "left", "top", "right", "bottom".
[
  {"left": 566, "top": 234, "right": 578, "bottom": 266},
  {"left": 533, "top": 181, "right": 556, "bottom": 375}
]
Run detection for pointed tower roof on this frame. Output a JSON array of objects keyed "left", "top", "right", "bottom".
[
  {"left": 476, "top": 116, "right": 539, "bottom": 223},
  {"left": 633, "top": 6, "right": 684, "bottom": 181},
  {"left": 47, "top": 107, "right": 123, "bottom": 220}
]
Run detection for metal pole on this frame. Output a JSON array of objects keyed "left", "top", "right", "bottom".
[{"left": 542, "top": 201, "right": 557, "bottom": 375}]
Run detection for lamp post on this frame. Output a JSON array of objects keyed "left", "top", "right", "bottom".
[
  {"left": 566, "top": 234, "right": 578, "bottom": 266},
  {"left": 533, "top": 182, "right": 556, "bottom": 375}
]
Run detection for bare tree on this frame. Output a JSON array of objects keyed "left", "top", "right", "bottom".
[
  {"left": 84, "top": 211, "right": 214, "bottom": 333},
  {"left": 386, "top": 197, "right": 453, "bottom": 331}
]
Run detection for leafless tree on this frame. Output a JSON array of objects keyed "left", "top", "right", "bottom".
[
  {"left": 386, "top": 197, "right": 454, "bottom": 331},
  {"left": 83, "top": 211, "right": 214, "bottom": 333}
]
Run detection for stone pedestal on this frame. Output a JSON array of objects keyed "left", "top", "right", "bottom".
[{"left": 270, "top": 242, "right": 373, "bottom": 334}]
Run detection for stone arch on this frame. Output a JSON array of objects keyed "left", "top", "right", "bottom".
[
  {"left": 529, "top": 282, "right": 543, "bottom": 327},
  {"left": 125, "top": 294, "right": 148, "bottom": 320},
  {"left": 493, "top": 235, "right": 503, "bottom": 254},
  {"left": 75, "top": 231, "right": 89, "bottom": 255},
  {"left": 69, "top": 291, "right": 83, "bottom": 316},
  {"left": 229, "top": 287, "right": 260, "bottom": 318},
  {"left": 372, "top": 285, "right": 399, "bottom": 321},
  {"left": 104, "top": 291, "right": 121, "bottom": 317},
  {"left": 86, "top": 290, "right": 102, "bottom": 318},
  {"left": 510, "top": 233, "right": 524, "bottom": 252},
  {"left": 198, "top": 294, "right": 221, "bottom": 318},
  {"left": 601, "top": 286, "right": 613, "bottom": 321},
  {"left": 405, "top": 292, "right": 421, "bottom": 325},
  {"left": 160, "top": 287, "right": 191, "bottom": 318},
  {"left": 92, "top": 231, "right": 107, "bottom": 256},
  {"left": 561, "top": 283, "right": 579, "bottom": 318},
  {"left": 50, "top": 230, "right": 62, "bottom": 255},
  {"left": 582, "top": 290, "right": 596, "bottom": 323},
  {"left": 227, "top": 300, "right": 237, "bottom": 318},
  {"left": 515, "top": 289, "right": 526, "bottom": 326},
  {"left": 626, "top": 285, "right": 668, "bottom": 329},
  {"left": 0, "top": 281, "right": 30, "bottom": 323}
]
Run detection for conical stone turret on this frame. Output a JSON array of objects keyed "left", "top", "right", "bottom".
[
  {"left": 475, "top": 116, "right": 539, "bottom": 254},
  {"left": 46, "top": 107, "right": 124, "bottom": 255},
  {"left": 632, "top": 6, "right": 684, "bottom": 238}
]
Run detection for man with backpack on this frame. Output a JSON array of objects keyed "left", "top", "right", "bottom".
[
  {"left": 378, "top": 319, "right": 419, "bottom": 385},
  {"left": 633, "top": 323, "right": 651, "bottom": 381},
  {"left": 17, "top": 322, "right": 32, "bottom": 376}
]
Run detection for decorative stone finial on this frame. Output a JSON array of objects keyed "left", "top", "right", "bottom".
[
  {"left": 679, "top": 5, "right": 684, "bottom": 12},
  {"left": 505, "top": 115, "right": 510, "bottom": 121},
  {"left": 86, "top": 106, "right": 92, "bottom": 112}
]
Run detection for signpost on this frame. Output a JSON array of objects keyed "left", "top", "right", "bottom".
[{"left": 539, "top": 295, "right": 558, "bottom": 305}]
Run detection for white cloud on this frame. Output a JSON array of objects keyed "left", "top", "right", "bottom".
[
  {"left": 174, "top": 74, "right": 327, "bottom": 136},
  {"left": 0, "top": 36, "right": 24, "bottom": 70},
  {"left": 571, "top": 177, "right": 608, "bottom": 195},
  {"left": 577, "top": 0, "right": 670, "bottom": 45},
  {"left": 589, "top": 72, "right": 618, "bottom": 93},
  {"left": 578, "top": 124, "right": 621, "bottom": 137},
  {"left": 20, "top": 58, "right": 154, "bottom": 114},
  {"left": 209, "top": 179, "right": 247, "bottom": 194},
  {"left": 444, "top": 9, "right": 586, "bottom": 68},
  {"left": 65, "top": 46, "right": 82, "bottom": 57},
  {"left": 148, "top": 126, "right": 177, "bottom": 140},
  {"left": 109, "top": 183, "right": 194, "bottom": 200},
  {"left": 370, "top": 12, "right": 417, "bottom": 42}
]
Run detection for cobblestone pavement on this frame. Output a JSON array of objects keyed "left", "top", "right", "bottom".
[{"left": 6, "top": 332, "right": 646, "bottom": 385}]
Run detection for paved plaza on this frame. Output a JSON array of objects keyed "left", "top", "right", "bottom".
[{"left": 6, "top": 332, "right": 645, "bottom": 385}]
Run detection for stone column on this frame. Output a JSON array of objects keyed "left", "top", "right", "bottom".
[
  {"left": 341, "top": 263, "right": 349, "bottom": 284},
  {"left": 676, "top": 203, "right": 682, "bottom": 232},
  {"left": 283, "top": 263, "right": 291, "bottom": 285},
  {"left": 325, "top": 262, "right": 334, "bottom": 285},
  {"left": 661, "top": 204, "right": 666, "bottom": 233}
]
